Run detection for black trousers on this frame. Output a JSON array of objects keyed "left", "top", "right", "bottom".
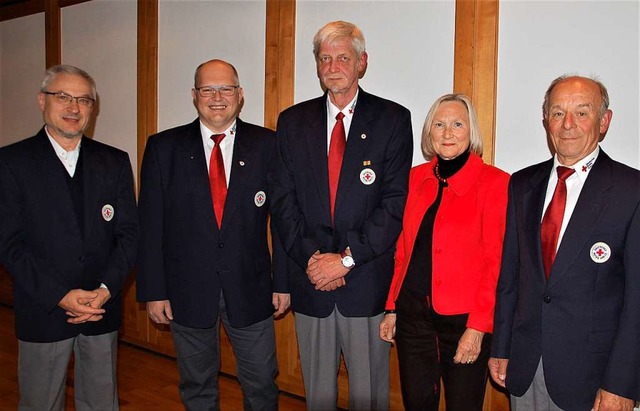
[{"left": 395, "top": 287, "right": 491, "bottom": 411}]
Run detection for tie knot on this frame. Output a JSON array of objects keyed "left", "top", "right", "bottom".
[
  {"left": 212, "top": 133, "right": 226, "bottom": 146},
  {"left": 557, "top": 166, "right": 575, "bottom": 181},
  {"left": 336, "top": 112, "right": 345, "bottom": 121}
]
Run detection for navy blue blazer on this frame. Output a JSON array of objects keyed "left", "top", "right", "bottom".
[
  {"left": 268, "top": 89, "right": 413, "bottom": 318},
  {"left": 0, "top": 129, "right": 138, "bottom": 342},
  {"left": 492, "top": 150, "right": 640, "bottom": 410},
  {"left": 136, "top": 118, "right": 287, "bottom": 329}
]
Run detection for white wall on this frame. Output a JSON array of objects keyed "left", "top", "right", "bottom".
[
  {"left": 62, "top": 0, "right": 138, "bottom": 173},
  {"left": 0, "top": 13, "right": 45, "bottom": 147},
  {"left": 157, "top": 0, "right": 267, "bottom": 132},
  {"left": 295, "top": 0, "right": 456, "bottom": 166},
  {"left": 495, "top": 0, "right": 640, "bottom": 173}
]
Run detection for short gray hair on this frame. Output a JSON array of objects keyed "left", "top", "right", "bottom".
[
  {"left": 40, "top": 65, "right": 97, "bottom": 99},
  {"left": 313, "top": 21, "right": 366, "bottom": 59},
  {"left": 542, "top": 74, "right": 609, "bottom": 118},
  {"left": 421, "top": 94, "right": 483, "bottom": 160}
]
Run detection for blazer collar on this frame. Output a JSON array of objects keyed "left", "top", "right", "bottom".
[
  {"left": 428, "top": 153, "right": 484, "bottom": 196},
  {"left": 548, "top": 150, "right": 613, "bottom": 285}
]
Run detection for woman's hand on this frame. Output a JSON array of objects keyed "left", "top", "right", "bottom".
[
  {"left": 453, "top": 327, "right": 484, "bottom": 364},
  {"left": 379, "top": 313, "right": 397, "bottom": 343}
]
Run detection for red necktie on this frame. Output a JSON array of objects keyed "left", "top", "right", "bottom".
[
  {"left": 541, "top": 166, "right": 575, "bottom": 279},
  {"left": 209, "top": 133, "right": 227, "bottom": 228},
  {"left": 328, "top": 112, "right": 346, "bottom": 222}
]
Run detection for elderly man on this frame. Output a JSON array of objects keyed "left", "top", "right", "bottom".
[
  {"left": 137, "top": 59, "right": 289, "bottom": 411},
  {"left": 490, "top": 75, "right": 640, "bottom": 411},
  {"left": 269, "top": 21, "right": 413, "bottom": 410},
  {"left": 0, "top": 65, "right": 138, "bottom": 410}
]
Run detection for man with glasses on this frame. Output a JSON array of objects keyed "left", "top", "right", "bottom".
[
  {"left": 137, "top": 59, "right": 289, "bottom": 410},
  {"left": 0, "top": 64, "right": 138, "bottom": 410}
]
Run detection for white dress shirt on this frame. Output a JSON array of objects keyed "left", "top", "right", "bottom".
[
  {"left": 542, "top": 146, "right": 600, "bottom": 251},
  {"left": 46, "top": 128, "right": 81, "bottom": 177},
  {"left": 325, "top": 91, "right": 358, "bottom": 155},
  {"left": 200, "top": 120, "right": 236, "bottom": 186}
]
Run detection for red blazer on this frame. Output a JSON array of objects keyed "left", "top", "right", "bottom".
[{"left": 385, "top": 153, "right": 509, "bottom": 333}]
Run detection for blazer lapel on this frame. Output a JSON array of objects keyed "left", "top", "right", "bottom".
[
  {"left": 303, "top": 97, "right": 332, "bottom": 219},
  {"left": 219, "top": 119, "right": 251, "bottom": 233},
  {"left": 335, "top": 90, "right": 373, "bottom": 214},
  {"left": 549, "top": 152, "right": 611, "bottom": 286},
  {"left": 523, "top": 160, "right": 554, "bottom": 282},
  {"left": 82, "top": 138, "right": 105, "bottom": 238},
  {"left": 181, "top": 120, "right": 219, "bottom": 230},
  {"left": 33, "top": 130, "right": 82, "bottom": 239}
]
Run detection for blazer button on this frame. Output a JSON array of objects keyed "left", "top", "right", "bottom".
[
  {"left": 543, "top": 295, "right": 552, "bottom": 303},
  {"left": 218, "top": 242, "right": 224, "bottom": 248},
  {"left": 79, "top": 256, "right": 85, "bottom": 262}
]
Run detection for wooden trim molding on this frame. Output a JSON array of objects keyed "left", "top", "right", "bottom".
[
  {"left": 264, "top": 0, "right": 296, "bottom": 130},
  {"left": 454, "top": 0, "right": 500, "bottom": 164},
  {"left": 44, "top": 0, "right": 60, "bottom": 67},
  {"left": 136, "top": 0, "right": 158, "bottom": 179}
]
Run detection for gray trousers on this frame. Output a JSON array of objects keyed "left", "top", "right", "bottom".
[
  {"left": 18, "top": 331, "right": 119, "bottom": 411},
  {"left": 295, "top": 309, "right": 390, "bottom": 411},
  {"left": 171, "top": 292, "right": 279, "bottom": 411},
  {"left": 511, "top": 359, "right": 563, "bottom": 411}
]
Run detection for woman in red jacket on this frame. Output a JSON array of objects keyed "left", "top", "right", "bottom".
[{"left": 379, "top": 94, "right": 509, "bottom": 411}]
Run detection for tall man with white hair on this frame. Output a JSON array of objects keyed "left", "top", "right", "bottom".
[{"left": 269, "top": 21, "right": 413, "bottom": 410}]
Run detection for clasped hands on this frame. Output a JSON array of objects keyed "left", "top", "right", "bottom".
[
  {"left": 306, "top": 251, "right": 348, "bottom": 291},
  {"left": 58, "top": 287, "right": 111, "bottom": 324}
]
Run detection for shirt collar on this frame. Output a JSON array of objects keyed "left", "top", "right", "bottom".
[
  {"left": 326, "top": 90, "right": 359, "bottom": 121},
  {"left": 552, "top": 145, "right": 600, "bottom": 184},
  {"left": 200, "top": 119, "right": 237, "bottom": 148},
  {"left": 45, "top": 127, "right": 82, "bottom": 155}
]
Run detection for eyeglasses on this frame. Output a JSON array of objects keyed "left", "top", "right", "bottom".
[
  {"left": 194, "top": 85, "right": 240, "bottom": 98},
  {"left": 42, "top": 91, "right": 95, "bottom": 108}
]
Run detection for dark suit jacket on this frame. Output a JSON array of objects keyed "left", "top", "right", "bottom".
[
  {"left": 492, "top": 149, "right": 640, "bottom": 410},
  {"left": 268, "top": 89, "right": 413, "bottom": 318},
  {"left": 0, "top": 128, "right": 138, "bottom": 343},
  {"left": 136, "top": 118, "right": 287, "bottom": 329}
]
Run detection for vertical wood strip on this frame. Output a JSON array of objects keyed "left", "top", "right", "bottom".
[
  {"left": 44, "top": 0, "right": 61, "bottom": 68},
  {"left": 137, "top": 0, "right": 158, "bottom": 180},
  {"left": 264, "top": 0, "right": 296, "bottom": 130},
  {"left": 454, "top": 0, "right": 499, "bottom": 164}
]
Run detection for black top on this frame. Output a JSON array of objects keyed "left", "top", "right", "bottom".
[{"left": 401, "top": 150, "right": 470, "bottom": 298}]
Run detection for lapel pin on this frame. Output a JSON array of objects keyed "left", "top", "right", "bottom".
[
  {"left": 363, "top": 160, "right": 371, "bottom": 166},
  {"left": 239, "top": 161, "right": 245, "bottom": 166},
  {"left": 360, "top": 168, "right": 376, "bottom": 185},
  {"left": 361, "top": 133, "right": 367, "bottom": 139},
  {"left": 102, "top": 204, "right": 114, "bottom": 222},
  {"left": 254, "top": 191, "right": 266, "bottom": 207},
  {"left": 590, "top": 242, "right": 611, "bottom": 263}
]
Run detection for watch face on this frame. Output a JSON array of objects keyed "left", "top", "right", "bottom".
[{"left": 342, "top": 255, "right": 355, "bottom": 268}]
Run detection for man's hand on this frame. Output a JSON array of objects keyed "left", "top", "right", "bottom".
[
  {"left": 318, "top": 277, "right": 346, "bottom": 291},
  {"left": 488, "top": 357, "right": 508, "bottom": 388},
  {"left": 147, "top": 300, "right": 173, "bottom": 325},
  {"left": 592, "top": 389, "right": 634, "bottom": 411},
  {"left": 453, "top": 328, "right": 484, "bottom": 364},
  {"left": 306, "top": 252, "right": 349, "bottom": 290},
  {"left": 272, "top": 293, "right": 291, "bottom": 318},
  {"left": 59, "top": 289, "right": 106, "bottom": 324},
  {"left": 379, "top": 313, "right": 396, "bottom": 343}
]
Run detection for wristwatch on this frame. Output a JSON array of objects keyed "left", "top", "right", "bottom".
[{"left": 340, "top": 250, "right": 355, "bottom": 269}]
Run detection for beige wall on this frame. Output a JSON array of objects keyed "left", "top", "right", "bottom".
[{"left": 0, "top": 13, "right": 45, "bottom": 147}]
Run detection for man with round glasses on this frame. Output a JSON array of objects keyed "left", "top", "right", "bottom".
[
  {"left": 0, "top": 64, "right": 138, "bottom": 410},
  {"left": 137, "top": 59, "right": 289, "bottom": 410}
]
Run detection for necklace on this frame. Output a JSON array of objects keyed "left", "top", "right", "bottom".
[{"left": 433, "top": 164, "right": 447, "bottom": 183}]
